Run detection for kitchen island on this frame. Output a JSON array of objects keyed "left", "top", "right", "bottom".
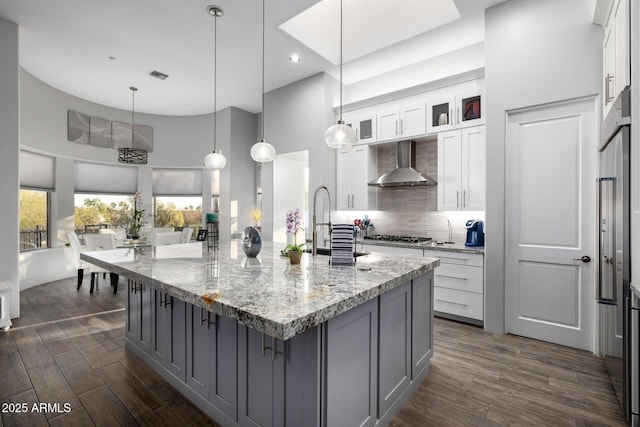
[{"left": 81, "top": 241, "right": 438, "bottom": 427}]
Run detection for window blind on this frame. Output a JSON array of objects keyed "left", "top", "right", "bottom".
[
  {"left": 153, "top": 168, "right": 202, "bottom": 196},
  {"left": 20, "top": 150, "right": 55, "bottom": 191},
  {"left": 74, "top": 161, "right": 138, "bottom": 194}
]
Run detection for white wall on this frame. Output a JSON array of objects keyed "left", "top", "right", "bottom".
[
  {"left": 261, "top": 73, "right": 337, "bottom": 243},
  {"left": 0, "top": 17, "right": 20, "bottom": 317},
  {"left": 346, "top": 43, "right": 485, "bottom": 105},
  {"left": 20, "top": 70, "right": 214, "bottom": 168},
  {"left": 484, "top": 0, "right": 601, "bottom": 333}
]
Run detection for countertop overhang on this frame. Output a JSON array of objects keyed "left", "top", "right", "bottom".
[{"left": 81, "top": 241, "right": 438, "bottom": 340}]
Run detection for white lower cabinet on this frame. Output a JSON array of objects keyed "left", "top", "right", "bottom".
[
  {"left": 425, "top": 249, "right": 484, "bottom": 324},
  {"left": 361, "top": 243, "right": 423, "bottom": 258}
]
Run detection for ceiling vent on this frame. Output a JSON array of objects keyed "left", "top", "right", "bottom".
[{"left": 148, "top": 70, "right": 169, "bottom": 80}]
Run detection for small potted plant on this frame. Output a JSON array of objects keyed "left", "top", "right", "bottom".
[{"left": 284, "top": 208, "right": 305, "bottom": 265}]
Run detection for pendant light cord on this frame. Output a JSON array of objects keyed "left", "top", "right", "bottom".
[
  {"left": 261, "top": 0, "right": 265, "bottom": 141},
  {"left": 339, "top": 0, "right": 343, "bottom": 122},
  {"left": 131, "top": 88, "right": 135, "bottom": 144},
  {"left": 214, "top": 13, "right": 218, "bottom": 152}
]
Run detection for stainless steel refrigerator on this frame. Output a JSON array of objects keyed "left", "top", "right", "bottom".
[{"left": 598, "top": 87, "right": 631, "bottom": 422}]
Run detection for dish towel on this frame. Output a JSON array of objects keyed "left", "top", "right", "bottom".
[{"left": 330, "top": 224, "right": 355, "bottom": 266}]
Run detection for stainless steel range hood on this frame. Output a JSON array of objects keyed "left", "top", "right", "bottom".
[{"left": 368, "top": 140, "right": 437, "bottom": 187}]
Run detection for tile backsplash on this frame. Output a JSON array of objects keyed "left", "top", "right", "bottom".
[{"left": 334, "top": 139, "right": 485, "bottom": 244}]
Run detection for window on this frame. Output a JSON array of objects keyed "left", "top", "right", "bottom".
[
  {"left": 19, "top": 189, "right": 49, "bottom": 252},
  {"left": 74, "top": 194, "right": 133, "bottom": 233},
  {"left": 19, "top": 151, "right": 55, "bottom": 252},
  {"left": 154, "top": 196, "right": 203, "bottom": 240}
]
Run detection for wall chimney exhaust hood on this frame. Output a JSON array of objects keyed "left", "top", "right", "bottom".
[{"left": 368, "top": 140, "right": 436, "bottom": 187}]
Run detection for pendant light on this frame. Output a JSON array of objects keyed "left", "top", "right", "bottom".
[
  {"left": 250, "top": 0, "right": 276, "bottom": 162},
  {"left": 203, "top": 5, "right": 227, "bottom": 169},
  {"left": 118, "top": 86, "right": 148, "bottom": 164},
  {"left": 324, "top": 0, "right": 356, "bottom": 149}
]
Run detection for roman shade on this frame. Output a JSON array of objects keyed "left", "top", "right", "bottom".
[
  {"left": 74, "top": 161, "right": 137, "bottom": 194},
  {"left": 20, "top": 150, "right": 55, "bottom": 191},
  {"left": 152, "top": 168, "right": 202, "bottom": 196}
]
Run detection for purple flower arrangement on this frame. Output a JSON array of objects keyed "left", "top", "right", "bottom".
[{"left": 285, "top": 208, "right": 306, "bottom": 252}]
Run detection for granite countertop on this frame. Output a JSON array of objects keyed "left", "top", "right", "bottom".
[
  {"left": 360, "top": 238, "right": 484, "bottom": 254},
  {"left": 81, "top": 241, "right": 438, "bottom": 340}
]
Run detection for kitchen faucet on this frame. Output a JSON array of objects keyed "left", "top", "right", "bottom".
[{"left": 312, "top": 185, "right": 332, "bottom": 256}]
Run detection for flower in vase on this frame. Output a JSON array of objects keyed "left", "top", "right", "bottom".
[
  {"left": 129, "top": 192, "right": 147, "bottom": 239},
  {"left": 285, "top": 208, "right": 306, "bottom": 252}
]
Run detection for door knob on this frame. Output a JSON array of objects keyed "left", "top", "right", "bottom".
[{"left": 572, "top": 255, "right": 591, "bottom": 263}]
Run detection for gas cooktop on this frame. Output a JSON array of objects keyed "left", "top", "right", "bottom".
[{"left": 364, "top": 235, "right": 432, "bottom": 244}]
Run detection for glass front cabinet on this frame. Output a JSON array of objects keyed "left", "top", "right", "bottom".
[
  {"left": 343, "top": 112, "right": 377, "bottom": 144},
  {"left": 426, "top": 81, "right": 485, "bottom": 134}
]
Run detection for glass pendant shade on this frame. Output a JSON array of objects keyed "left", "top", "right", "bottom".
[
  {"left": 325, "top": 120, "right": 356, "bottom": 149},
  {"left": 251, "top": 140, "right": 276, "bottom": 162},
  {"left": 204, "top": 151, "right": 227, "bottom": 169}
]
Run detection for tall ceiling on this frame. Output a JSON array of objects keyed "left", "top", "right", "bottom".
[{"left": 0, "top": 0, "right": 508, "bottom": 116}]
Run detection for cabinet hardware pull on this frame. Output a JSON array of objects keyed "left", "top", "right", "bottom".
[
  {"left": 463, "top": 190, "right": 466, "bottom": 207},
  {"left": 160, "top": 294, "right": 171, "bottom": 308},
  {"left": 272, "top": 336, "right": 276, "bottom": 361},
  {"left": 395, "top": 119, "right": 398, "bottom": 135},
  {"left": 605, "top": 74, "right": 615, "bottom": 104},
  {"left": 351, "top": 194, "right": 355, "bottom": 207},
  {"left": 436, "top": 298, "right": 468, "bottom": 307},
  {"left": 355, "top": 128, "right": 359, "bottom": 141},
  {"left": 400, "top": 118, "right": 404, "bottom": 134},
  {"left": 261, "top": 333, "right": 265, "bottom": 356},
  {"left": 436, "top": 274, "right": 468, "bottom": 281},
  {"left": 450, "top": 108, "right": 453, "bottom": 126},
  {"left": 200, "top": 307, "right": 210, "bottom": 327},
  {"left": 456, "top": 190, "right": 460, "bottom": 207}
]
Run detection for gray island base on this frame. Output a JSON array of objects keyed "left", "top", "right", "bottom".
[{"left": 81, "top": 242, "right": 438, "bottom": 427}]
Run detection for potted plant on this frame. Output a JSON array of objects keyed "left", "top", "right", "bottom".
[
  {"left": 129, "top": 192, "right": 146, "bottom": 241},
  {"left": 284, "top": 208, "right": 305, "bottom": 265}
]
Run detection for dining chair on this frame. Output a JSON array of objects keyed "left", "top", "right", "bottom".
[
  {"left": 99, "top": 227, "right": 127, "bottom": 241},
  {"left": 66, "top": 231, "right": 90, "bottom": 291},
  {"left": 180, "top": 227, "right": 193, "bottom": 243},
  {"left": 84, "top": 234, "right": 120, "bottom": 294},
  {"left": 154, "top": 231, "right": 182, "bottom": 245}
]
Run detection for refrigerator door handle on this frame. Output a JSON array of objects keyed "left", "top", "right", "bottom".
[{"left": 597, "top": 177, "right": 618, "bottom": 304}]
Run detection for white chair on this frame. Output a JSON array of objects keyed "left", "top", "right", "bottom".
[
  {"left": 66, "top": 231, "right": 91, "bottom": 291},
  {"left": 84, "top": 234, "right": 120, "bottom": 294},
  {"left": 154, "top": 231, "right": 182, "bottom": 246},
  {"left": 99, "top": 227, "right": 127, "bottom": 241},
  {"left": 180, "top": 227, "right": 193, "bottom": 243}
]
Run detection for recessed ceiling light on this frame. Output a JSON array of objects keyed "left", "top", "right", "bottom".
[
  {"left": 289, "top": 54, "right": 301, "bottom": 63},
  {"left": 108, "top": 56, "right": 116, "bottom": 61}
]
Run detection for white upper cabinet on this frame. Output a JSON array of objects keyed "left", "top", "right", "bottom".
[
  {"left": 336, "top": 145, "right": 377, "bottom": 211},
  {"left": 602, "top": 0, "right": 629, "bottom": 116},
  {"left": 377, "top": 97, "right": 426, "bottom": 142},
  {"left": 437, "top": 126, "right": 485, "bottom": 211},
  {"left": 426, "top": 80, "right": 485, "bottom": 134},
  {"left": 343, "top": 112, "right": 377, "bottom": 144}
]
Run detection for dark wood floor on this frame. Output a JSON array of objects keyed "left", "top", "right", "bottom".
[{"left": 0, "top": 277, "right": 628, "bottom": 426}]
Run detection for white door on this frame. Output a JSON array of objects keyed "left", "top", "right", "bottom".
[{"left": 506, "top": 97, "right": 596, "bottom": 351}]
